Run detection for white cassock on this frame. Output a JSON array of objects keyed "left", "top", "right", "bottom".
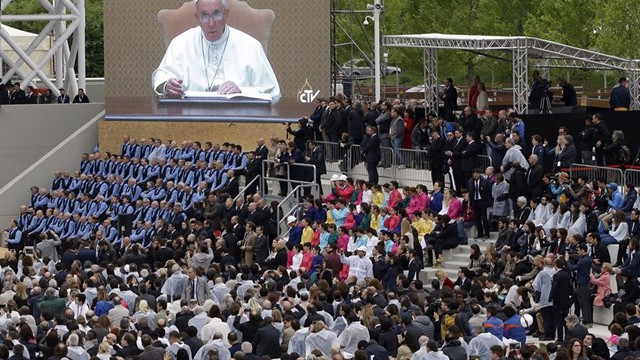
[{"left": 152, "top": 25, "right": 280, "bottom": 101}]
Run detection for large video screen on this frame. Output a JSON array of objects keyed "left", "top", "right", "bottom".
[{"left": 103, "top": 0, "right": 331, "bottom": 104}]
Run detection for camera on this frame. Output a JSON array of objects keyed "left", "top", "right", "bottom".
[
  {"left": 24, "top": 246, "right": 34, "bottom": 255},
  {"left": 509, "top": 343, "right": 520, "bottom": 350}
]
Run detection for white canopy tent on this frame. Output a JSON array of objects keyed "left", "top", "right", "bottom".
[{"left": 0, "top": 24, "right": 53, "bottom": 83}]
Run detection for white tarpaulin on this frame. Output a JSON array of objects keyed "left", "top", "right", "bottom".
[{"left": 1, "top": 24, "right": 53, "bottom": 80}]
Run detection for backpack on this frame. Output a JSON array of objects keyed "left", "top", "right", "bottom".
[
  {"left": 441, "top": 313, "right": 457, "bottom": 339},
  {"left": 618, "top": 144, "right": 631, "bottom": 164}
]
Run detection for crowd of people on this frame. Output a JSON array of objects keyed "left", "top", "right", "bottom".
[
  {"left": 0, "top": 89, "right": 639, "bottom": 360},
  {"left": 0, "top": 82, "right": 89, "bottom": 104}
]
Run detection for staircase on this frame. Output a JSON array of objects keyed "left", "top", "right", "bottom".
[{"left": 419, "top": 227, "right": 497, "bottom": 285}]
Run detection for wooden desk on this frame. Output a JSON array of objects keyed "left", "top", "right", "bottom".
[{"left": 105, "top": 96, "right": 315, "bottom": 123}]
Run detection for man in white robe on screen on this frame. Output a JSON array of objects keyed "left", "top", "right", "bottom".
[{"left": 152, "top": 0, "right": 280, "bottom": 101}]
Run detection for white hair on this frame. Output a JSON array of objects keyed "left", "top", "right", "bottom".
[{"left": 195, "top": 0, "right": 228, "bottom": 9}]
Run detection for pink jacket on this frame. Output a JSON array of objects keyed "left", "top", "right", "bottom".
[
  {"left": 590, "top": 272, "right": 611, "bottom": 307},
  {"left": 448, "top": 197, "right": 462, "bottom": 219},
  {"left": 407, "top": 192, "right": 429, "bottom": 219}
]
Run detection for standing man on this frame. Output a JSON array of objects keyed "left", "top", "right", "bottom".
[
  {"left": 566, "top": 243, "right": 592, "bottom": 328},
  {"left": 153, "top": 0, "right": 280, "bottom": 101},
  {"left": 532, "top": 257, "right": 557, "bottom": 341},
  {"left": 550, "top": 258, "right": 572, "bottom": 343},
  {"left": 182, "top": 267, "right": 213, "bottom": 305},
  {"left": 592, "top": 114, "right": 611, "bottom": 166},
  {"left": 306, "top": 140, "right": 326, "bottom": 195},
  {"left": 610, "top": 77, "right": 631, "bottom": 111},
  {"left": 467, "top": 168, "right": 491, "bottom": 239},
  {"left": 526, "top": 154, "right": 544, "bottom": 200},
  {"left": 361, "top": 125, "right": 381, "bottom": 185},
  {"left": 441, "top": 77, "right": 458, "bottom": 122}
]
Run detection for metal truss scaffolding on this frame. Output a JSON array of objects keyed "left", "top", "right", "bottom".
[
  {"left": 383, "top": 33, "right": 640, "bottom": 112},
  {"left": 423, "top": 48, "right": 437, "bottom": 114},
  {"left": 0, "top": 0, "right": 85, "bottom": 96}
]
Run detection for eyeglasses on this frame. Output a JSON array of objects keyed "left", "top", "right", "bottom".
[{"left": 198, "top": 12, "right": 224, "bottom": 23}]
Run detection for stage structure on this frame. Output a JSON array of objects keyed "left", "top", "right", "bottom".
[
  {"left": 0, "top": 0, "right": 85, "bottom": 96},
  {"left": 383, "top": 33, "right": 640, "bottom": 114},
  {"left": 331, "top": 0, "right": 386, "bottom": 100}
]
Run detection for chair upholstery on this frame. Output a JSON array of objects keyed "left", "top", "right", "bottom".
[{"left": 157, "top": 0, "right": 275, "bottom": 53}]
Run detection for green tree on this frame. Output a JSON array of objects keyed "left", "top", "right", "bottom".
[{"left": 596, "top": 0, "right": 640, "bottom": 59}]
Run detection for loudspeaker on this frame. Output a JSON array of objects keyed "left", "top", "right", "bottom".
[{"left": 118, "top": 214, "right": 134, "bottom": 237}]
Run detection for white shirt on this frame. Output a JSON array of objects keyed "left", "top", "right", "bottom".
[
  {"left": 341, "top": 254, "right": 373, "bottom": 281},
  {"left": 152, "top": 26, "right": 280, "bottom": 101}
]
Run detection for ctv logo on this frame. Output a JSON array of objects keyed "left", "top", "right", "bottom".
[{"left": 297, "top": 78, "right": 320, "bottom": 103}]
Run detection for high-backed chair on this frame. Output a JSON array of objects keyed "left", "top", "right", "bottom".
[{"left": 157, "top": 0, "right": 275, "bottom": 53}]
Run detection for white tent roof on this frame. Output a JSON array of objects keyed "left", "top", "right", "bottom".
[{"left": 1, "top": 24, "right": 38, "bottom": 37}]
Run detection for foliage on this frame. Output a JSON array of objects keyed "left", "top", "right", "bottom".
[
  {"left": 335, "top": 0, "right": 639, "bottom": 89},
  {"left": 3, "top": 0, "right": 104, "bottom": 77}
]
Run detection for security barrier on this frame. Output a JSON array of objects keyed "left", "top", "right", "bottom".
[
  {"left": 569, "top": 163, "right": 624, "bottom": 186},
  {"left": 477, "top": 155, "right": 491, "bottom": 170},
  {"left": 624, "top": 167, "right": 640, "bottom": 188},
  {"left": 394, "top": 148, "right": 431, "bottom": 184}
]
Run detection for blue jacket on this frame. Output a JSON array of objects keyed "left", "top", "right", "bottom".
[
  {"left": 482, "top": 317, "right": 504, "bottom": 339},
  {"left": 567, "top": 254, "right": 591, "bottom": 285},
  {"left": 608, "top": 189, "right": 623, "bottom": 210},
  {"left": 429, "top": 191, "right": 443, "bottom": 213},
  {"left": 504, "top": 315, "right": 526, "bottom": 345}
]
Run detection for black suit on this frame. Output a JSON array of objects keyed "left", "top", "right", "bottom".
[
  {"left": 526, "top": 164, "right": 544, "bottom": 200},
  {"left": 73, "top": 94, "right": 90, "bottom": 103},
  {"left": 10, "top": 89, "right": 25, "bottom": 104},
  {"left": 24, "top": 93, "right": 38, "bottom": 104},
  {"left": 308, "top": 146, "right": 326, "bottom": 194},
  {"left": 267, "top": 248, "right": 287, "bottom": 269},
  {"left": 57, "top": 94, "right": 70, "bottom": 103},
  {"left": 252, "top": 324, "right": 281, "bottom": 358},
  {"left": 461, "top": 140, "right": 481, "bottom": 182},
  {"left": 253, "top": 234, "right": 269, "bottom": 265},
  {"left": 442, "top": 85, "right": 458, "bottom": 122},
  {"left": 361, "top": 133, "right": 381, "bottom": 184},
  {"left": 566, "top": 324, "right": 588, "bottom": 343},
  {"left": 427, "top": 136, "right": 446, "bottom": 185},
  {"left": 449, "top": 137, "right": 467, "bottom": 193},
  {"left": 407, "top": 258, "right": 421, "bottom": 282},
  {"left": 550, "top": 268, "right": 572, "bottom": 342},
  {"left": 225, "top": 177, "right": 239, "bottom": 198},
  {"left": 468, "top": 176, "right": 491, "bottom": 238}
]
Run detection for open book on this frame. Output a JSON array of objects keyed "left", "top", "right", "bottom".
[{"left": 183, "top": 91, "right": 272, "bottom": 103}]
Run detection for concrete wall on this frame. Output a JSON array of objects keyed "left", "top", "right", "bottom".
[{"left": 0, "top": 103, "right": 104, "bottom": 225}]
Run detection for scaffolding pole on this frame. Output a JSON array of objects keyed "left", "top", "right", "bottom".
[
  {"left": 512, "top": 38, "right": 529, "bottom": 114},
  {"left": 0, "top": 0, "right": 85, "bottom": 96},
  {"left": 423, "top": 48, "right": 438, "bottom": 115}
]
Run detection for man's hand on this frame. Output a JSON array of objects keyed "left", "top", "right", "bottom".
[
  {"left": 217, "top": 81, "right": 241, "bottom": 95},
  {"left": 165, "top": 78, "right": 184, "bottom": 97}
]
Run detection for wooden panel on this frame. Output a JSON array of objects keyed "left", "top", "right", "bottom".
[{"left": 99, "top": 120, "right": 292, "bottom": 155}]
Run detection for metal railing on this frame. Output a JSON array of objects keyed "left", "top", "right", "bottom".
[
  {"left": 261, "top": 160, "right": 317, "bottom": 199},
  {"left": 394, "top": 148, "right": 431, "bottom": 184},
  {"left": 624, "top": 168, "right": 640, "bottom": 189},
  {"left": 276, "top": 183, "right": 319, "bottom": 237},
  {"left": 315, "top": 141, "right": 344, "bottom": 175},
  {"left": 477, "top": 155, "right": 491, "bottom": 170},
  {"left": 233, "top": 176, "right": 261, "bottom": 202},
  {"left": 347, "top": 144, "right": 396, "bottom": 183},
  {"left": 568, "top": 163, "right": 624, "bottom": 187}
]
